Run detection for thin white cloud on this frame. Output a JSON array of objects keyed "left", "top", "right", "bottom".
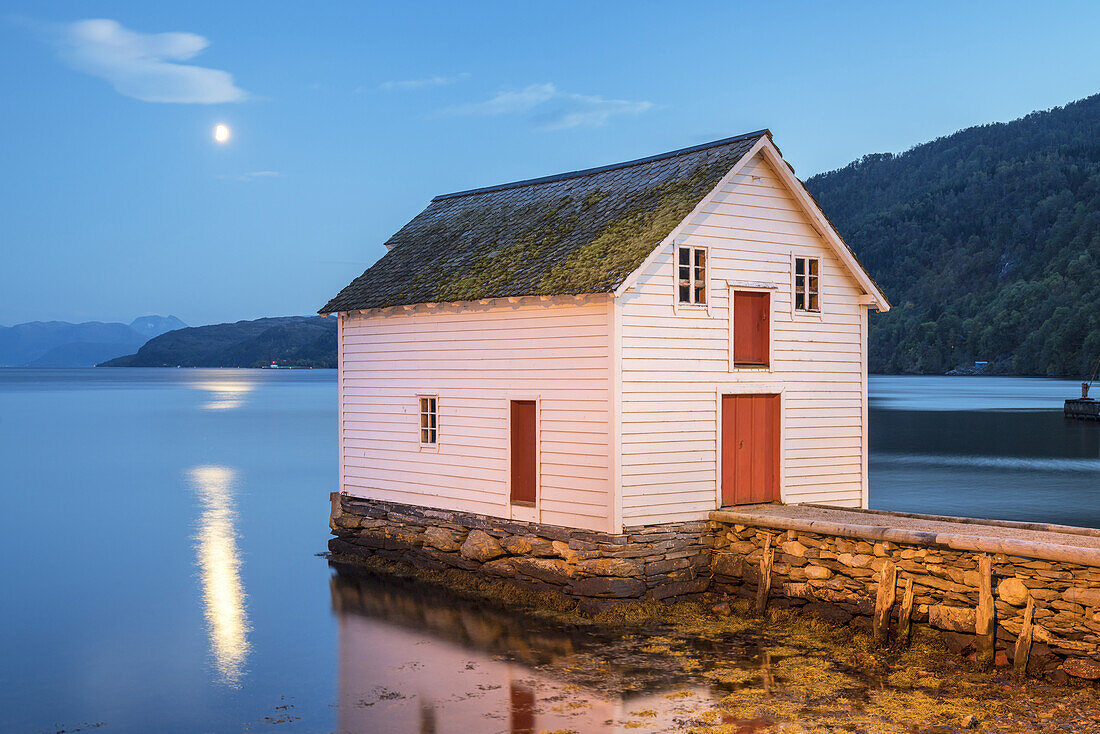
[
  {"left": 380, "top": 72, "right": 469, "bottom": 91},
  {"left": 218, "top": 171, "right": 281, "bottom": 182},
  {"left": 52, "top": 18, "right": 247, "bottom": 104},
  {"left": 444, "top": 83, "right": 654, "bottom": 130}
]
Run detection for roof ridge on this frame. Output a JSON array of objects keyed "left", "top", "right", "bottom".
[{"left": 431, "top": 129, "right": 771, "bottom": 202}]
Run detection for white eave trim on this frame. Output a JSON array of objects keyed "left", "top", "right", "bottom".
[{"left": 756, "top": 139, "right": 891, "bottom": 312}]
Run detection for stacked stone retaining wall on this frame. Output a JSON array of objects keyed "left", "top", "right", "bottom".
[
  {"left": 329, "top": 493, "right": 710, "bottom": 612},
  {"left": 712, "top": 518, "right": 1100, "bottom": 680},
  {"left": 330, "top": 494, "right": 1100, "bottom": 679}
]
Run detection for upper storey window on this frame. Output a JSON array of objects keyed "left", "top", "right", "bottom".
[
  {"left": 794, "top": 257, "right": 820, "bottom": 312},
  {"left": 678, "top": 246, "right": 707, "bottom": 305}
]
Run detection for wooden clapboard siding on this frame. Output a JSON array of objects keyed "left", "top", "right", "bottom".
[
  {"left": 618, "top": 151, "right": 867, "bottom": 525},
  {"left": 339, "top": 298, "right": 614, "bottom": 532}
]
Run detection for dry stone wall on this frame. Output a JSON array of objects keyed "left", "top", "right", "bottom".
[
  {"left": 329, "top": 494, "right": 711, "bottom": 612},
  {"left": 711, "top": 519, "right": 1100, "bottom": 681},
  {"left": 329, "top": 494, "right": 1100, "bottom": 680}
]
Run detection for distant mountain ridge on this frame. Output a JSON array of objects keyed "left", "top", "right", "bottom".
[
  {"left": 0, "top": 315, "right": 186, "bottom": 367},
  {"left": 806, "top": 93, "right": 1100, "bottom": 376},
  {"left": 101, "top": 316, "right": 336, "bottom": 368}
]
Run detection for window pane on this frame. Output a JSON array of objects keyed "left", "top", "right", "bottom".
[
  {"left": 795, "top": 258, "right": 805, "bottom": 275},
  {"left": 695, "top": 284, "right": 705, "bottom": 304},
  {"left": 429, "top": 413, "right": 436, "bottom": 428},
  {"left": 795, "top": 292, "right": 805, "bottom": 310},
  {"left": 795, "top": 274, "right": 804, "bottom": 293},
  {"left": 679, "top": 248, "right": 690, "bottom": 265},
  {"left": 679, "top": 265, "right": 690, "bottom": 281},
  {"left": 679, "top": 284, "right": 690, "bottom": 302},
  {"left": 420, "top": 428, "right": 429, "bottom": 443},
  {"left": 694, "top": 249, "right": 705, "bottom": 268},
  {"left": 421, "top": 413, "right": 429, "bottom": 428},
  {"left": 809, "top": 259, "right": 818, "bottom": 276},
  {"left": 809, "top": 293, "right": 818, "bottom": 311}
]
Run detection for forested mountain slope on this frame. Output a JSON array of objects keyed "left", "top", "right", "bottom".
[
  {"left": 806, "top": 94, "right": 1100, "bottom": 376},
  {"left": 101, "top": 316, "right": 336, "bottom": 368}
]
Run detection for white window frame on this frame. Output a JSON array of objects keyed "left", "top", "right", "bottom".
[
  {"left": 417, "top": 395, "right": 439, "bottom": 449},
  {"left": 791, "top": 254, "right": 822, "bottom": 317},
  {"left": 674, "top": 243, "right": 709, "bottom": 311}
]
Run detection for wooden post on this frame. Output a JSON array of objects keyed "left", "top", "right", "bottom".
[
  {"left": 873, "top": 559, "right": 897, "bottom": 646},
  {"left": 975, "top": 554, "right": 996, "bottom": 670},
  {"left": 896, "top": 577, "right": 914, "bottom": 646},
  {"left": 1014, "top": 593, "right": 1035, "bottom": 680},
  {"left": 755, "top": 534, "right": 774, "bottom": 615}
]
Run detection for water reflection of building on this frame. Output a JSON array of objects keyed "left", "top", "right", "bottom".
[
  {"left": 189, "top": 465, "right": 251, "bottom": 686},
  {"left": 330, "top": 564, "right": 716, "bottom": 734}
]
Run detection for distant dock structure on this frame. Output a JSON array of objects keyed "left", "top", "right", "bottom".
[
  {"left": 1065, "top": 397, "right": 1099, "bottom": 420},
  {"left": 1065, "top": 357, "right": 1100, "bottom": 420}
]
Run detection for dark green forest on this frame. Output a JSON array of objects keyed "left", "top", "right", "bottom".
[
  {"left": 101, "top": 316, "right": 336, "bottom": 368},
  {"left": 806, "top": 94, "right": 1100, "bottom": 376}
]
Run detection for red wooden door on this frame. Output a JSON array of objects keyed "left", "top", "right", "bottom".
[
  {"left": 721, "top": 394, "right": 779, "bottom": 505},
  {"left": 510, "top": 400, "right": 537, "bottom": 504},
  {"left": 733, "top": 291, "right": 770, "bottom": 366}
]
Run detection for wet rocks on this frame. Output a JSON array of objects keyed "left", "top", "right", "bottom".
[
  {"left": 424, "top": 526, "right": 463, "bottom": 552},
  {"left": 1062, "top": 657, "right": 1100, "bottom": 679},
  {"left": 500, "top": 535, "right": 556, "bottom": 557},
  {"left": 572, "top": 576, "right": 646, "bottom": 598},
  {"left": 513, "top": 557, "right": 575, "bottom": 585},
  {"left": 460, "top": 530, "right": 506, "bottom": 562}
]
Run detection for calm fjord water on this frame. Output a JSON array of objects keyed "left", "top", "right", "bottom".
[{"left": 0, "top": 369, "right": 1097, "bottom": 733}]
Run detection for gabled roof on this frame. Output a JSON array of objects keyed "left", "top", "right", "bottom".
[{"left": 320, "top": 131, "right": 769, "bottom": 313}]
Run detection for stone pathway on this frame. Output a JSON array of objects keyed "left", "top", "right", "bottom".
[{"left": 719, "top": 503, "right": 1100, "bottom": 553}]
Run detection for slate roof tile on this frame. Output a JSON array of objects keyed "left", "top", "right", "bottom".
[{"left": 320, "top": 130, "right": 768, "bottom": 313}]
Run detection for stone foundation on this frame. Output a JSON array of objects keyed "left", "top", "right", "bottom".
[
  {"left": 328, "top": 493, "right": 711, "bottom": 611},
  {"left": 329, "top": 494, "right": 1100, "bottom": 679},
  {"left": 710, "top": 516, "right": 1100, "bottom": 681}
]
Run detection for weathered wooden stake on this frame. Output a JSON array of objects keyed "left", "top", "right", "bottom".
[
  {"left": 1014, "top": 593, "right": 1035, "bottom": 680},
  {"left": 873, "top": 559, "right": 897, "bottom": 645},
  {"left": 755, "top": 534, "right": 774, "bottom": 615},
  {"left": 896, "top": 576, "right": 914, "bottom": 646},
  {"left": 761, "top": 650, "right": 773, "bottom": 695},
  {"left": 975, "top": 554, "right": 996, "bottom": 670}
]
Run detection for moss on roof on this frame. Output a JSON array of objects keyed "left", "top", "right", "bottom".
[{"left": 320, "top": 132, "right": 767, "bottom": 313}]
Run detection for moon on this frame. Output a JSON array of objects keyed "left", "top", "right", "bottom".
[{"left": 214, "top": 124, "right": 230, "bottom": 143}]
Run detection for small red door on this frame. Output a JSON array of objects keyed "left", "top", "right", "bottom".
[
  {"left": 721, "top": 394, "right": 779, "bottom": 505},
  {"left": 510, "top": 400, "right": 537, "bottom": 504},
  {"left": 733, "top": 291, "right": 770, "bottom": 366}
]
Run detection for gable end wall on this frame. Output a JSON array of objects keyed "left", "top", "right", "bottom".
[{"left": 617, "top": 152, "right": 868, "bottom": 525}]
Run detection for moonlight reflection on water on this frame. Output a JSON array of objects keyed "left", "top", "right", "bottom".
[{"left": 189, "top": 465, "right": 251, "bottom": 687}]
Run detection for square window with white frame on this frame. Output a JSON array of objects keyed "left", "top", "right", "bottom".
[
  {"left": 794, "top": 256, "right": 820, "bottom": 312},
  {"left": 677, "top": 246, "right": 706, "bottom": 305},
  {"left": 418, "top": 395, "right": 438, "bottom": 445}
]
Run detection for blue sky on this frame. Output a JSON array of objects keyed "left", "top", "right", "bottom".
[{"left": 3, "top": 1, "right": 1100, "bottom": 326}]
